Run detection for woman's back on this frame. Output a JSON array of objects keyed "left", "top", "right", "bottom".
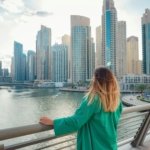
[
  {"left": 76, "top": 95, "right": 122, "bottom": 150},
  {"left": 54, "top": 95, "right": 122, "bottom": 150},
  {"left": 40, "top": 67, "right": 123, "bottom": 150}
]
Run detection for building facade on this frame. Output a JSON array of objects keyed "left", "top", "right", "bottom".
[
  {"left": 14, "top": 41, "right": 26, "bottom": 81},
  {"left": 27, "top": 50, "right": 36, "bottom": 81},
  {"left": 52, "top": 44, "right": 68, "bottom": 82},
  {"left": 95, "top": 26, "right": 103, "bottom": 68},
  {"left": 120, "top": 74, "right": 150, "bottom": 91},
  {"left": 62, "top": 35, "right": 71, "bottom": 82},
  {"left": 71, "top": 15, "right": 92, "bottom": 83},
  {"left": 126, "top": 36, "right": 141, "bottom": 74},
  {"left": 88, "top": 38, "right": 95, "bottom": 80},
  {"left": 0, "top": 61, "right": 2, "bottom": 76},
  {"left": 3, "top": 68, "right": 9, "bottom": 77},
  {"left": 36, "top": 25, "right": 52, "bottom": 80},
  {"left": 116, "top": 21, "right": 127, "bottom": 80},
  {"left": 142, "top": 9, "right": 150, "bottom": 75},
  {"left": 102, "top": 0, "right": 117, "bottom": 75}
]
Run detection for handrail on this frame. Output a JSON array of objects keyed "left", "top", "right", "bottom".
[
  {"left": 0, "top": 124, "right": 52, "bottom": 141},
  {"left": 123, "top": 104, "right": 150, "bottom": 114},
  {"left": 0, "top": 104, "right": 150, "bottom": 150},
  {"left": 0, "top": 104, "right": 150, "bottom": 141}
]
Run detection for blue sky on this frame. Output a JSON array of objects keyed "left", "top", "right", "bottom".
[{"left": 0, "top": 0, "right": 149, "bottom": 69}]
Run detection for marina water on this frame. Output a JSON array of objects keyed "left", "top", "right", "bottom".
[{"left": 0, "top": 87, "right": 84, "bottom": 129}]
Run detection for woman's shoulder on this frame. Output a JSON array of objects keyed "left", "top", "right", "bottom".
[
  {"left": 82, "top": 94, "right": 101, "bottom": 111},
  {"left": 83, "top": 94, "right": 100, "bottom": 103}
]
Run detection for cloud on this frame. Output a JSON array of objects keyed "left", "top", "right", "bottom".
[
  {"left": 125, "top": 0, "right": 150, "bottom": 13},
  {"left": 22, "top": 0, "right": 41, "bottom": 11},
  {"left": 0, "top": 0, "right": 5, "bottom": 3},
  {"left": 36, "top": 11, "right": 53, "bottom": 17},
  {"left": 0, "top": 0, "right": 53, "bottom": 23}
]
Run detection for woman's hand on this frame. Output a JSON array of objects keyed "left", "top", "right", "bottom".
[{"left": 39, "top": 116, "right": 53, "bottom": 125}]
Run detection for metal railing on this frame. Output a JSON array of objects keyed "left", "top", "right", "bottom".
[{"left": 0, "top": 104, "right": 150, "bottom": 150}]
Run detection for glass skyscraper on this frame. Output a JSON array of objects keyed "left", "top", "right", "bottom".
[
  {"left": 142, "top": 9, "right": 150, "bottom": 75},
  {"left": 27, "top": 50, "right": 36, "bottom": 81},
  {"left": 0, "top": 61, "right": 2, "bottom": 76},
  {"left": 102, "top": 0, "right": 117, "bottom": 74},
  {"left": 71, "top": 15, "right": 92, "bottom": 83},
  {"left": 62, "top": 35, "right": 71, "bottom": 82},
  {"left": 52, "top": 44, "right": 68, "bottom": 82},
  {"left": 14, "top": 41, "right": 26, "bottom": 81},
  {"left": 36, "top": 25, "right": 52, "bottom": 80}
]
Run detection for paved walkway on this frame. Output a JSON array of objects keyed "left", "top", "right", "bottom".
[{"left": 122, "top": 95, "right": 149, "bottom": 106}]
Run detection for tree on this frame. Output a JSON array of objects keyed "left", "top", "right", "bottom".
[{"left": 135, "top": 84, "right": 148, "bottom": 94}]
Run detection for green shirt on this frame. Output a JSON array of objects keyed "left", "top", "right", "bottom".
[{"left": 54, "top": 95, "right": 123, "bottom": 150}]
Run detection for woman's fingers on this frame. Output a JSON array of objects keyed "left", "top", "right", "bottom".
[
  {"left": 39, "top": 117, "right": 47, "bottom": 124},
  {"left": 39, "top": 116, "right": 53, "bottom": 125}
]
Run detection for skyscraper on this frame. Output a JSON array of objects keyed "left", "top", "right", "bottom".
[
  {"left": 14, "top": 41, "right": 25, "bottom": 81},
  {"left": 137, "top": 60, "right": 142, "bottom": 74},
  {"left": 126, "top": 36, "right": 140, "bottom": 74},
  {"left": 27, "top": 50, "right": 36, "bottom": 81},
  {"left": 62, "top": 35, "right": 71, "bottom": 82},
  {"left": 10, "top": 57, "right": 14, "bottom": 79},
  {"left": 88, "top": 38, "right": 95, "bottom": 79},
  {"left": 116, "top": 21, "right": 126, "bottom": 80},
  {"left": 0, "top": 61, "right": 2, "bottom": 76},
  {"left": 3, "top": 68, "right": 9, "bottom": 77},
  {"left": 102, "top": 0, "right": 117, "bottom": 74},
  {"left": 22, "top": 54, "right": 26, "bottom": 81},
  {"left": 95, "top": 26, "right": 103, "bottom": 68},
  {"left": 36, "top": 25, "right": 52, "bottom": 80},
  {"left": 71, "top": 15, "right": 91, "bottom": 83},
  {"left": 52, "top": 44, "right": 68, "bottom": 82},
  {"left": 142, "top": 9, "right": 150, "bottom": 75}
]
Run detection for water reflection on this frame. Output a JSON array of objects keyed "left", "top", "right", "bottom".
[{"left": 0, "top": 87, "right": 84, "bottom": 129}]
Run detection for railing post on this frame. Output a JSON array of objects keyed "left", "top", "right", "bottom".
[
  {"left": 0, "top": 144, "right": 4, "bottom": 150},
  {"left": 131, "top": 111, "right": 150, "bottom": 147}
]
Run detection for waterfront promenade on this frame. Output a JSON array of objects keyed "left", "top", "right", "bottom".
[
  {"left": 0, "top": 104, "right": 150, "bottom": 150},
  {"left": 0, "top": 87, "right": 150, "bottom": 149}
]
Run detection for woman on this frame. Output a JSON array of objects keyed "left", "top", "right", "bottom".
[{"left": 39, "top": 67, "right": 123, "bottom": 150}]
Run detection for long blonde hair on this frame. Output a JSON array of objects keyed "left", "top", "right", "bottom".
[{"left": 86, "top": 67, "right": 120, "bottom": 112}]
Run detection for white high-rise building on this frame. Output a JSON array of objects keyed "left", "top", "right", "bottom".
[
  {"left": 95, "top": 26, "right": 103, "bottom": 68},
  {"left": 36, "top": 25, "right": 51, "bottom": 80},
  {"left": 126, "top": 36, "right": 140, "bottom": 74},
  {"left": 116, "top": 21, "right": 127, "bottom": 80},
  {"left": 90, "top": 38, "right": 95, "bottom": 79},
  {"left": 62, "top": 35, "right": 71, "bottom": 82},
  {"left": 102, "top": 0, "right": 117, "bottom": 75}
]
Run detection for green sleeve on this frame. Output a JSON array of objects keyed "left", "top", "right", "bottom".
[
  {"left": 118, "top": 100, "right": 123, "bottom": 115},
  {"left": 116, "top": 100, "right": 123, "bottom": 122},
  {"left": 54, "top": 96, "right": 100, "bottom": 136}
]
